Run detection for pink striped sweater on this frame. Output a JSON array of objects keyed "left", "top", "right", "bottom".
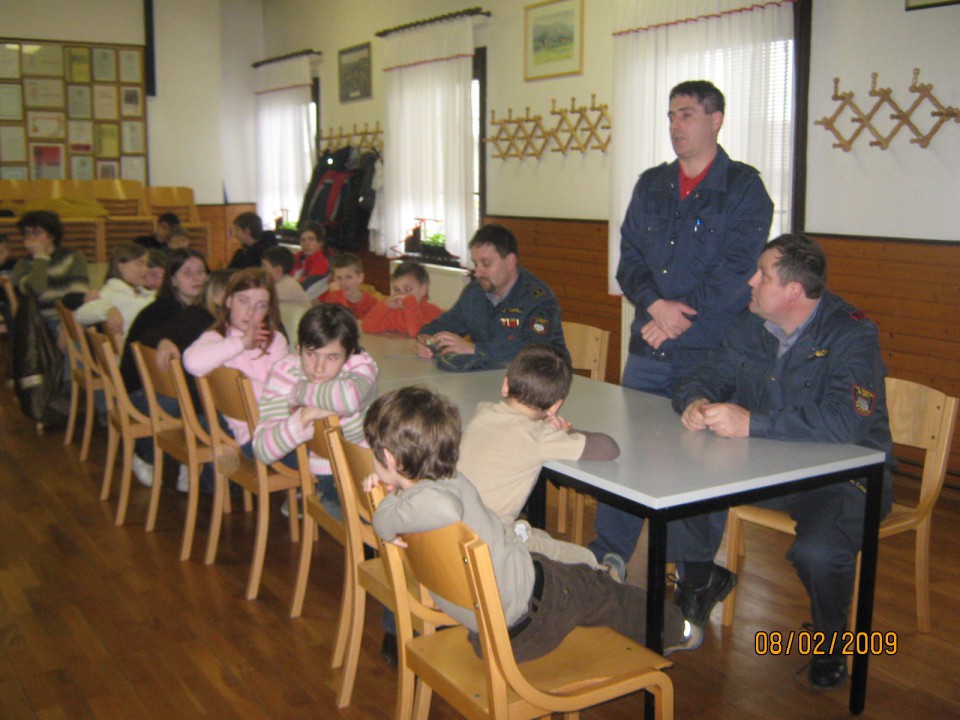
[{"left": 253, "top": 351, "right": 379, "bottom": 475}]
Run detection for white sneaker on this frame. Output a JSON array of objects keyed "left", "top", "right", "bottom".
[
  {"left": 133, "top": 455, "right": 154, "bottom": 487},
  {"left": 176, "top": 464, "right": 190, "bottom": 493}
]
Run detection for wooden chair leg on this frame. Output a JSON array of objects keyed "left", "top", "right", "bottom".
[
  {"left": 286, "top": 487, "right": 300, "bottom": 542},
  {"left": 572, "top": 492, "right": 586, "bottom": 545},
  {"left": 290, "top": 514, "right": 316, "bottom": 618},
  {"left": 145, "top": 442, "right": 164, "bottom": 532},
  {"left": 205, "top": 471, "right": 226, "bottom": 565},
  {"left": 722, "top": 508, "right": 743, "bottom": 627},
  {"left": 331, "top": 547, "right": 355, "bottom": 670},
  {"left": 100, "top": 424, "right": 119, "bottom": 501},
  {"left": 334, "top": 574, "right": 365, "bottom": 708},
  {"left": 115, "top": 436, "right": 135, "bottom": 526},
  {"left": 916, "top": 521, "right": 931, "bottom": 632},
  {"left": 79, "top": 384, "right": 95, "bottom": 462},
  {"left": 557, "top": 485, "right": 569, "bottom": 533},
  {"left": 411, "top": 676, "right": 432, "bottom": 720},
  {"left": 180, "top": 461, "right": 200, "bottom": 561},
  {"left": 64, "top": 377, "right": 79, "bottom": 446},
  {"left": 395, "top": 660, "right": 418, "bottom": 720},
  {"left": 244, "top": 490, "right": 269, "bottom": 600}
]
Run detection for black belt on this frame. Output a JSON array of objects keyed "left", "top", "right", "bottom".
[{"left": 508, "top": 559, "right": 544, "bottom": 639}]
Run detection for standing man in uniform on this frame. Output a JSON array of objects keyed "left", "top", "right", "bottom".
[
  {"left": 417, "top": 224, "right": 567, "bottom": 372},
  {"left": 590, "top": 80, "right": 774, "bottom": 569}
]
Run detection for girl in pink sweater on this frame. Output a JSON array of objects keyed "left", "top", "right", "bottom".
[{"left": 183, "top": 268, "right": 288, "bottom": 446}]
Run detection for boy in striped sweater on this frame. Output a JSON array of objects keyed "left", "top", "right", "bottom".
[{"left": 253, "top": 303, "right": 379, "bottom": 519}]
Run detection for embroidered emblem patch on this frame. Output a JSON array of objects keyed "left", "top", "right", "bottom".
[
  {"left": 532, "top": 287, "right": 546, "bottom": 299},
  {"left": 853, "top": 385, "right": 875, "bottom": 416},
  {"left": 849, "top": 310, "right": 867, "bottom": 321},
  {"left": 500, "top": 317, "right": 520, "bottom": 329},
  {"left": 530, "top": 315, "right": 549, "bottom": 335},
  {"left": 810, "top": 348, "right": 829, "bottom": 358}
]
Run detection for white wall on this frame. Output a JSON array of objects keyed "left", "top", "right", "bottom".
[
  {"left": 807, "top": 0, "right": 960, "bottom": 241},
  {"left": 262, "top": 0, "right": 616, "bottom": 221}
]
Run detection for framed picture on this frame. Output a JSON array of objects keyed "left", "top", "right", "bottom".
[
  {"left": 26, "top": 111, "right": 66, "bottom": 139},
  {"left": 524, "top": 0, "right": 584, "bottom": 81},
  {"left": 120, "top": 86, "right": 142, "bottom": 117},
  {"left": 21, "top": 43, "right": 63, "bottom": 77},
  {"left": 119, "top": 50, "right": 142, "bottom": 83},
  {"left": 93, "top": 84, "right": 118, "bottom": 120},
  {"left": 0, "top": 44, "right": 20, "bottom": 79},
  {"left": 67, "top": 84, "right": 92, "bottom": 118},
  {"left": 23, "top": 78, "right": 64, "bottom": 108},
  {"left": 29, "top": 142, "right": 64, "bottom": 179},
  {"left": 65, "top": 47, "right": 91, "bottom": 82},
  {"left": 0, "top": 83, "right": 23, "bottom": 120},
  {"left": 0, "top": 126, "right": 27, "bottom": 162},
  {"left": 91, "top": 48, "right": 117, "bottom": 82},
  {"left": 71, "top": 155, "right": 94, "bottom": 180},
  {"left": 96, "top": 159, "right": 119, "bottom": 179},
  {"left": 906, "top": 0, "right": 960, "bottom": 8},
  {"left": 339, "top": 43, "right": 372, "bottom": 103},
  {"left": 1, "top": 165, "right": 29, "bottom": 180}
]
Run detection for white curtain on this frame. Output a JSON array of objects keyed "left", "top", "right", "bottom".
[
  {"left": 255, "top": 56, "right": 315, "bottom": 228},
  {"left": 380, "top": 18, "right": 477, "bottom": 264},
  {"left": 608, "top": 0, "right": 795, "bottom": 292}
]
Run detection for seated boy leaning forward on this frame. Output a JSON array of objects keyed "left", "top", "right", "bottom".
[
  {"left": 365, "top": 386, "right": 698, "bottom": 662},
  {"left": 457, "top": 344, "right": 621, "bottom": 574},
  {"left": 254, "top": 303, "right": 379, "bottom": 518},
  {"left": 320, "top": 253, "right": 378, "bottom": 320},
  {"left": 361, "top": 260, "right": 442, "bottom": 337},
  {"left": 262, "top": 245, "right": 311, "bottom": 307}
]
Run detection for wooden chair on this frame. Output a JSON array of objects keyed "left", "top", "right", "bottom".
[
  {"left": 87, "top": 328, "right": 153, "bottom": 526},
  {"left": 56, "top": 302, "right": 103, "bottom": 461},
  {"left": 311, "top": 426, "right": 413, "bottom": 709},
  {"left": 722, "top": 377, "right": 959, "bottom": 633},
  {"left": 384, "top": 522, "right": 675, "bottom": 720},
  {"left": 195, "top": 367, "right": 300, "bottom": 600},
  {"left": 556, "top": 320, "right": 611, "bottom": 543},
  {"left": 90, "top": 179, "right": 147, "bottom": 216},
  {"left": 131, "top": 343, "right": 214, "bottom": 561}
]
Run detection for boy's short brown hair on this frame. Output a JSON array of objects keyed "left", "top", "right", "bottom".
[
  {"left": 392, "top": 260, "right": 429, "bottom": 286},
  {"left": 331, "top": 253, "right": 363, "bottom": 273},
  {"left": 505, "top": 344, "right": 573, "bottom": 411},
  {"left": 363, "top": 386, "right": 461, "bottom": 481}
]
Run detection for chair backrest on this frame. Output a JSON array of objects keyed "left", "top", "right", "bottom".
[
  {"left": 55, "top": 301, "right": 81, "bottom": 374},
  {"left": 88, "top": 262, "right": 109, "bottom": 291},
  {"left": 885, "top": 376, "right": 959, "bottom": 513},
  {"left": 90, "top": 179, "right": 146, "bottom": 215},
  {"left": 562, "top": 321, "right": 610, "bottom": 381},
  {"left": 168, "top": 357, "right": 211, "bottom": 446},
  {"left": 87, "top": 328, "right": 148, "bottom": 425},
  {"left": 131, "top": 342, "right": 182, "bottom": 433},
  {"left": 195, "top": 366, "right": 247, "bottom": 453},
  {"left": 400, "top": 522, "right": 479, "bottom": 611},
  {"left": 323, "top": 425, "right": 379, "bottom": 553}
]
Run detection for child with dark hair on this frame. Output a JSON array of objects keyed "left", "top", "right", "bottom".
[
  {"left": 254, "top": 303, "right": 379, "bottom": 518},
  {"left": 365, "top": 386, "right": 695, "bottom": 663},
  {"left": 228, "top": 212, "right": 277, "bottom": 269},
  {"left": 144, "top": 249, "right": 167, "bottom": 291},
  {"left": 292, "top": 222, "right": 330, "bottom": 302},
  {"left": 319, "top": 253, "right": 378, "bottom": 319},
  {"left": 361, "top": 260, "right": 442, "bottom": 337},
  {"left": 262, "top": 245, "right": 309, "bottom": 307},
  {"left": 458, "top": 344, "right": 621, "bottom": 573}
]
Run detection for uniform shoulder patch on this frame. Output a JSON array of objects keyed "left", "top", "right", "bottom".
[
  {"left": 852, "top": 385, "right": 875, "bottom": 416},
  {"left": 532, "top": 286, "right": 546, "bottom": 299},
  {"left": 530, "top": 315, "right": 549, "bottom": 335},
  {"left": 849, "top": 309, "right": 867, "bottom": 321}
]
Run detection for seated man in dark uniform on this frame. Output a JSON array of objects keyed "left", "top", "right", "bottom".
[
  {"left": 417, "top": 224, "right": 567, "bottom": 372},
  {"left": 668, "top": 233, "right": 893, "bottom": 691}
]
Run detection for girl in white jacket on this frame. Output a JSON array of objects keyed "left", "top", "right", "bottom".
[{"left": 75, "top": 242, "right": 155, "bottom": 346}]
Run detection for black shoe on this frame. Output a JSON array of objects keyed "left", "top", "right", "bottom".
[
  {"left": 800, "top": 656, "right": 849, "bottom": 692},
  {"left": 678, "top": 565, "right": 737, "bottom": 626},
  {"left": 380, "top": 632, "right": 398, "bottom": 668}
]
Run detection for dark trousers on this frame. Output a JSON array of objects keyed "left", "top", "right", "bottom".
[
  {"left": 470, "top": 553, "right": 686, "bottom": 663},
  {"left": 667, "top": 482, "right": 869, "bottom": 639}
]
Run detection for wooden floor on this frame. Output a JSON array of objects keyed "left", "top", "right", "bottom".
[{"left": 2, "top": 367, "right": 960, "bottom": 719}]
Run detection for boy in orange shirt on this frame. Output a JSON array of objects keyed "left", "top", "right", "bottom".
[
  {"left": 319, "top": 253, "right": 378, "bottom": 319},
  {"left": 362, "top": 261, "right": 442, "bottom": 337}
]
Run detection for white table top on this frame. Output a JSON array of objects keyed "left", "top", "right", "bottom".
[
  {"left": 359, "top": 332, "right": 456, "bottom": 382},
  {"left": 372, "top": 361, "right": 885, "bottom": 512}
]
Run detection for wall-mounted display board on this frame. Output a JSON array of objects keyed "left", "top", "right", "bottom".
[{"left": 0, "top": 39, "right": 147, "bottom": 183}]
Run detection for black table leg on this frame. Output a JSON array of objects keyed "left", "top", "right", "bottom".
[
  {"left": 850, "top": 462, "right": 884, "bottom": 714},
  {"left": 645, "top": 513, "right": 667, "bottom": 720}
]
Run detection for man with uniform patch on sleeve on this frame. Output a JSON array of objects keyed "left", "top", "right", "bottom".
[
  {"left": 666, "top": 233, "right": 893, "bottom": 692},
  {"left": 417, "top": 224, "right": 568, "bottom": 372}
]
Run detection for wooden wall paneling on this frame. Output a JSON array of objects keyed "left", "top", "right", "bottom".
[
  {"left": 0, "top": 217, "right": 105, "bottom": 263},
  {"left": 197, "top": 203, "right": 256, "bottom": 270},
  {"left": 813, "top": 235, "right": 960, "bottom": 476},
  {"left": 104, "top": 216, "right": 155, "bottom": 256},
  {"left": 484, "top": 216, "right": 621, "bottom": 381}
]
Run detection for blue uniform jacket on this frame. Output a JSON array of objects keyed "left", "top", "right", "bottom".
[
  {"left": 673, "top": 291, "right": 894, "bottom": 510},
  {"left": 419, "top": 267, "right": 568, "bottom": 372},
  {"left": 618, "top": 145, "right": 773, "bottom": 357}
]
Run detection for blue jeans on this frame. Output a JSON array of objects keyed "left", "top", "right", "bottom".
[
  {"left": 238, "top": 441, "right": 342, "bottom": 521},
  {"left": 589, "top": 349, "right": 723, "bottom": 563}
]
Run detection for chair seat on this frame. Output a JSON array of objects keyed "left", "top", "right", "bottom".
[
  {"left": 156, "top": 428, "right": 214, "bottom": 464},
  {"left": 879, "top": 502, "right": 923, "bottom": 536},
  {"left": 304, "top": 494, "right": 346, "bottom": 546},
  {"left": 407, "top": 625, "right": 672, "bottom": 719}
]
